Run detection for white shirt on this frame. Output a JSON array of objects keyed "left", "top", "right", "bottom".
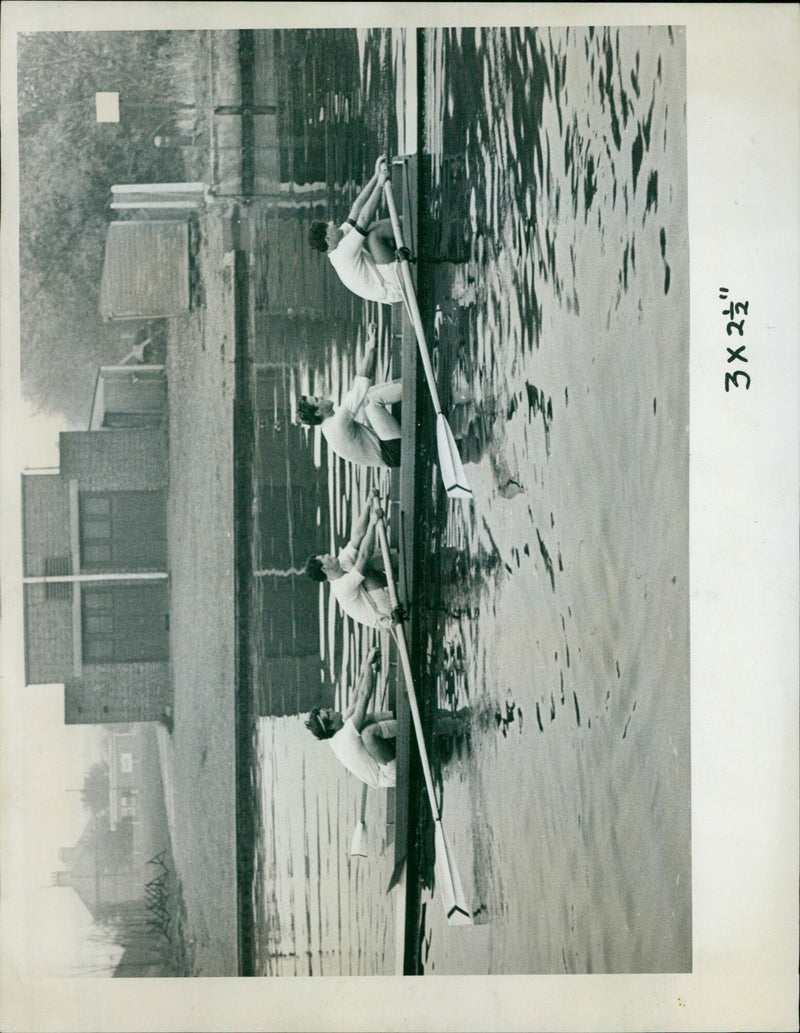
[
  {"left": 331, "top": 543, "right": 392, "bottom": 629},
  {"left": 321, "top": 376, "right": 388, "bottom": 468},
  {"left": 328, "top": 223, "right": 404, "bottom": 304},
  {"left": 329, "top": 717, "right": 396, "bottom": 788}
]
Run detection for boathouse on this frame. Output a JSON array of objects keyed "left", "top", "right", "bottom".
[
  {"left": 21, "top": 359, "right": 333, "bottom": 724},
  {"left": 22, "top": 369, "right": 171, "bottom": 725}
]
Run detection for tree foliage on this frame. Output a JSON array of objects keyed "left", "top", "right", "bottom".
[
  {"left": 17, "top": 31, "right": 201, "bottom": 423},
  {"left": 81, "top": 761, "right": 110, "bottom": 814}
]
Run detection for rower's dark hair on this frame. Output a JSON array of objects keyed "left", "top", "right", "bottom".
[
  {"left": 297, "top": 396, "right": 324, "bottom": 426},
  {"left": 308, "top": 221, "right": 329, "bottom": 253},
  {"left": 305, "top": 708, "right": 334, "bottom": 740},
  {"left": 305, "top": 555, "right": 327, "bottom": 582}
]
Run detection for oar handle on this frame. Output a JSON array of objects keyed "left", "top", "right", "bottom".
[
  {"left": 383, "top": 181, "right": 444, "bottom": 416},
  {"left": 359, "top": 782, "right": 369, "bottom": 823}
]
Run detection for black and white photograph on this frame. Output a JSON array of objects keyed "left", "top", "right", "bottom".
[{"left": 0, "top": 3, "right": 796, "bottom": 1031}]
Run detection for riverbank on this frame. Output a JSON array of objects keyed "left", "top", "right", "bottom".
[
  {"left": 159, "top": 206, "right": 239, "bottom": 976},
  {"left": 153, "top": 31, "right": 246, "bottom": 977}
]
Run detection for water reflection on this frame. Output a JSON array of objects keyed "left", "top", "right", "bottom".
[{"left": 243, "top": 28, "right": 404, "bottom": 976}]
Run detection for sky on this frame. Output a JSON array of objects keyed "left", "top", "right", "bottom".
[
  {"left": 2, "top": 675, "right": 113, "bottom": 977},
  {"left": 19, "top": 398, "right": 79, "bottom": 469},
  {"left": 1, "top": 396, "right": 108, "bottom": 976},
  {"left": 17, "top": 686, "right": 117, "bottom": 977}
]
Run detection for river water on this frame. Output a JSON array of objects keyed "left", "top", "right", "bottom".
[
  {"left": 245, "top": 24, "right": 690, "bottom": 976},
  {"left": 411, "top": 25, "right": 690, "bottom": 975}
]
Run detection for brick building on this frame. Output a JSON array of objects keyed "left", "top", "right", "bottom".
[
  {"left": 22, "top": 369, "right": 171, "bottom": 724},
  {"left": 21, "top": 359, "right": 334, "bottom": 724}
]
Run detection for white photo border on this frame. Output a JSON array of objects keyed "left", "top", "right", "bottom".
[{"left": 1, "top": 3, "right": 797, "bottom": 1031}]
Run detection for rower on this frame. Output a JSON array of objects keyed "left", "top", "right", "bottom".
[
  {"left": 305, "top": 492, "right": 394, "bottom": 629},
  {"left": 307, "top": 154, "right": 404, "bottom": 305},
  {"left": 297, "top": 322, "right": 402, "bottom": 469},
  {"left": 306, "top": 647, "right": 398, "bottom": 789}
]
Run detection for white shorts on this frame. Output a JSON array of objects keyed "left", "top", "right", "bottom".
[
  {"left": 375, "top": 259, "right": 404, "bottom": 301},
  {"left": 367, "top": 587, "right": 393, "bottom": 628},
  {"left": 376, "top": 758, "right": 397, "bottom": 788},
  {"left": 372, "top": 720, "right": 397, "bottom": 787}
]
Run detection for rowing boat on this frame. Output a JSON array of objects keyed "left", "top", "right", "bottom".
[
  {"left": 384, "top": 153, "right": 473, "bottom": 974},
  {"left": 385, "top": 152, "right": 419, "bottom": 974}
]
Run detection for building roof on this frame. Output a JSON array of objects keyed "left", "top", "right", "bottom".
[
  {"left": 99, "top": 221, "right": 190, "bottom": 321},
  {"left": 56, "top": 818, "right": 102, "bottom": 915}
]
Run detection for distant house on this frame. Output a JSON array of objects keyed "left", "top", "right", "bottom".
[
  {"left": 53, "top": 723, "right": 174, "bottom": 977},
  {"left": 109, "top": 725, "right": 142, "bottom": 832},
  {"left": 22, "top": 371, "right": 171, "bottom": 725},
  {"left": 54, "top": 815, "right": 139, "bottom": 914}
]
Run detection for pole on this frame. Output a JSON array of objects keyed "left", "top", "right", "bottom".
[{"left": 24, "top": 572, "right": 169, "bottom": 585}]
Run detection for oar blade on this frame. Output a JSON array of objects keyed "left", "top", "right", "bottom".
[
  {"left": 386, "top": 177, "right": 473, "bottom": 503},
  {"left": 375, "top": 514, "right": 473, "bottom": 925},
  {"left": 434, "top": 822, "right": 473, "bottom": 926},
  {"left": 386, "top": 853, "right": 406, "bottom": 893},
  {"left": 436, "top": 414, "right": 473, "bottom": 500},
  {"left": 350, "top": 822, "right": 368, "bottom": 858}
]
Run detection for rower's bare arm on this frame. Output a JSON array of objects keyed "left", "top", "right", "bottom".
[
  {"left": 350, "top": 649, "right": 379, "bottom": 731},
  {"left": 353, "top": 515, "right": 378, "bottom": 573},
  {"left": 347, "top": 156, "right": 385, "bottom": 223},
  {"left": 356, "top": 326, "right": 378, "bottom": 380},
  {"left": 347, "top": 173, "right": 376, "bottom": 223},
  {"left": 365, "top": 710, "right": 394, "bottom": 725},
  {"left": 356, "top": 163, "right": 389, "bottom": 230},
  {"left": 347, "top": 503, "right": 372, "bottom": 553}
]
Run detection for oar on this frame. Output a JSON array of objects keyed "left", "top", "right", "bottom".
[
  {"left": 374, "top": 509, "right": 472, "bottom": 925},
  {"left": 383, "top": 178, "right": 472, "bottom": 501},
  {"left": 350, "top": 783, "right": 369, "bottom": 858}
]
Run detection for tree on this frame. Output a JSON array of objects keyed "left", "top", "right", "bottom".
[
  {"left": 16, "top": 30, "right": 200, "bottom": 424},
  {"left": 81, "top": 761, "right": 110, "bottom": 815}
]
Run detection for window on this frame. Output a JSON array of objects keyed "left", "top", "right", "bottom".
[
  {"left": 82, "top": 519, "right": 111, "bottom": 539},
  {"left": 84, "top": 544, "right": 113, "bottom": 565},
  {"left": 86, "top": 614, "right": 113, "bottom": 635},
  {"left": 85, "top": 636, "right": 114, "bottom": 662},
  {"left": 119, "top": 790, "right": 137, "bottom": 817},
  {"left": 82, "top": 497, "right": 110, "bottom": 517},
  {"left": 79, "top": 492, "right": 167, "bottom": 570},
  {"left": 81, "top": 584, "right": 169, "bottom": 664}
]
